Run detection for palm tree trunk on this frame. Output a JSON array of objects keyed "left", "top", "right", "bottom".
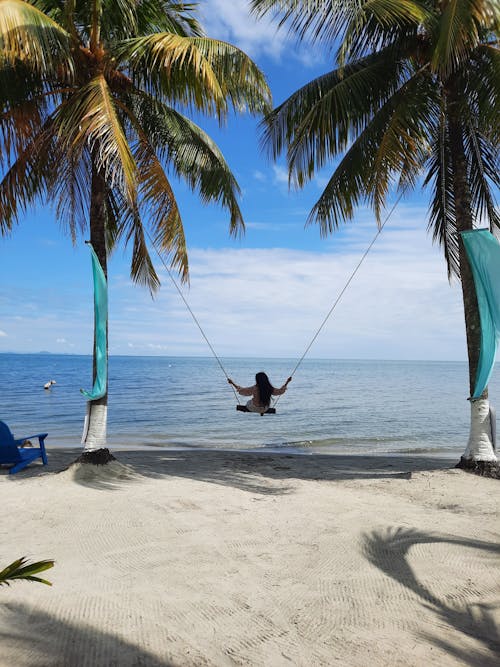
[
  {"left": 448, "top": 88, "right": 497, "bottom": 468},
  {"left": 81, "top": 162, "right": 109, "bottom": 454}
]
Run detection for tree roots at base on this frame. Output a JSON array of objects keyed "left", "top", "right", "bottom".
[
  {"left": 456, "top": 457, "right": 500, "bottom": 479},
  {"left": 74, "top": 448, "right": 117, "bottom": 465}
]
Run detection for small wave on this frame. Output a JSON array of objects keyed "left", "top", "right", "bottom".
[
  {"left": 390, "top": 446, "right": 455, "bottom": 455},
  {"left": 283, "top": 436, "right": 408, "bottom": 448},
  {"left": 263, "top": 438, "right": 460, "bottom": 457}
]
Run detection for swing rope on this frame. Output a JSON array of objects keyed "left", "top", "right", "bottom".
[
  {"left": 272, "top": 192, "right": 404, "bottom": 408},
  {"left": 143, "top": 229, "right": 240, "bottom": 403},
  {"left": 146, "top": 193, "right": 403, "bottom": 408}
]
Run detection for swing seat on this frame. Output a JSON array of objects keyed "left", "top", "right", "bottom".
[{"left": 236, "top": 405, "right": 276, "bottom": 415}]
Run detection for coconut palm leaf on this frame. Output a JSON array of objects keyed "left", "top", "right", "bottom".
[
  {"left": 262, "top": 46, "right": 414, "bottom": 185},
  {"left": 107, "top": 98, "right": 188, "bottom": 286},
  {"left": 124, "top": 208, "right": 162, "bottom": 292},
  {"left": 0, "top": 0, "right": 72, "bottom": 74},
  {"left": 366, "top": 70, "right": 438, "bottom": 219},
  {"left": 466, "top": 44, "right": 500, "bottom": 143},
  {"left": 251, "top": 0, "right": 425, "bottom": 50},
  {"left": 54, "top": 74, "right": 137, "bottom": 205},
  {"left": 306, "top": 68, "right": 438, "bottom": 232},
  {"left": 337, "top": 0, "right": 428, "bottom": 64},
  {"left": 128, "top": 93, "right": 244, "bottom": 236},
  {"left": 134, "top": 0, "right": 202, "bottom": 37},
  {"left": 423, "top": 99, "right": 459, "bottom": 278},
  {"left": 0, "top": 94, "right": 46, "bottom": 169},
  {"left": 463, "top": 122, "right": 500, "bottom": 230},
  {"left": 431, "top": 0, "right": 496, "bottom": 75},
  {"left": 0, "top": 557, "right": 54, "bottom": 586},
  {"left": 117, "top": 35, "right": 271, "bottom": 118},
  {"left": 0, "top": 120, "right": 56, "bottom": 231},
  {"left": 50, "top": 144, "right": 91, "bottom": 242},
  {"left": 133, "top": 139, "right": 188, "bottom": 283}
]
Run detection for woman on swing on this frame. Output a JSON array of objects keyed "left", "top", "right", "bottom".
[{"left": 228, "top": 372, "right": 292, "bottom": 415}]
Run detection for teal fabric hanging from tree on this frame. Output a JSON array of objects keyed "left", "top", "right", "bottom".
[
  {"left": 461, "top": 229, "right": 500, "bottom": 399},
  {"left": 81, "top": 243, "right": 108, "bottom": 400}
]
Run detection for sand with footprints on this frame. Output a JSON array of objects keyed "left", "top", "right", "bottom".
[{"left": 0, "top": 449, "right": 499, "bottom": 666}]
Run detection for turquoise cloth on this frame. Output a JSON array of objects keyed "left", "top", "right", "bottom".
[
  {"left": 461, "top": 229, "right": 500, "bottom": 399},
  {"left": 81, "top": 244, "right": 108, "bottom": 400}
]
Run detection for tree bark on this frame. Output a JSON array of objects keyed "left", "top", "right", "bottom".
[
  {"left": 81, "top": 162, "right": 109, "bottom": 455},
  {"left": 448, "top": 84, "right": 497, "bottom": 469}
]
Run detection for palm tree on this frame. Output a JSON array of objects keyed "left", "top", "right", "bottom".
[
  {"left": 0, "top": 0, "right": 271, "bottom": 458},
  {"left": 252, "top": 0, "right": 499, "bottom": 472}
]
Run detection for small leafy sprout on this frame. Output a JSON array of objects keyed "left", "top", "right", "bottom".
[{"left": 0, "top": 557, "right": 55, "bottom": 587}]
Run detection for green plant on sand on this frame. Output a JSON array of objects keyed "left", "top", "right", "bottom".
[{"left": 0, "top": 557, "right": 54, "bottom": 586}]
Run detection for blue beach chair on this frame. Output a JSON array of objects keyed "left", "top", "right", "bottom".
[{"left": 0, "top": 421, "right": 48, "bottom": 474}]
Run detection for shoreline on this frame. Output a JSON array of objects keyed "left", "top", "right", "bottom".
[
  {"left": 26, "top": 439, "right": 466, "bottom": 459},
  {"left": 1, "top": 449, "right": 498, "bottom": 666}
]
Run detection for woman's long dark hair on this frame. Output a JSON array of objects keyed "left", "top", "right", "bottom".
[{"left": 255, "top": 372, "right": 274, "bottom": 407}]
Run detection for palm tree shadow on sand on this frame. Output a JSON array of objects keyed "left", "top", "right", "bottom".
[
  {"left": 10, "top": 449, "right": 456, "bottom": 495},
  {"left": 361, "top": 527, "right": 500, "bottom": 666},
  {"left": 0, "top": 602, "right": 173, "bottom": 667}
]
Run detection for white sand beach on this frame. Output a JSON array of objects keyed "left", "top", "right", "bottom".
[{"left": 0, "top": 449, "right": 499, "bottom": 667}]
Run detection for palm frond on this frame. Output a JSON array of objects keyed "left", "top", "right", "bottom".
[
  {"left": 465, "top": 43, "right": 500, "bottom": 144},
  {"left": 0, "top": 0, "right": 72, "bottom": 75},
  {"left": 463, "top": 121, "right": 500, "bottom": 231},
  {"left": 124, "top": 210, "right": 162, "bottom": 293},
  {"left": 261, "top": 46, "right": 414, "bottom": 185},
  {"left": 431, "top": 0, "right": 495, "bottom": 76},
  {"left": 0, "top": 557, "right": 54, "bottom": 586},
  {"left": 135, "top": 0, "right": 203, "bottom": 37},
  {"left": 338, "top": 0, "right": 428, "bottom": 64},
  {"left": 54, "top": 74, "right": 137, "bottom": 206},
  {"left": 133, "top": 138, "right": 188, "bottom": 283},
  {"left": 251, "top": 0, "right": 366, "bottom": 46},
  {"left": 102, "top": 178, "right": 161, "bottom": 288},
  {"left": 116, "top": 35, "right": 271, "bottom": 119},
  {"left": 116, "top": 33, "right": 224, "bottom": 112},
  {"left": 189, "top": 38, "right": 272, "bottom": 116},
  {"left": 129, "top": 92, "right": 244, "bottom": 237},
  {"left": 50, "top": 144, "right": 91, "bottom": 242},
  {"left": 0, "top": 121, "right": 55, "bottom": 233},
  {"left": 0, "top": 92, "right": 45, "bottom": 169},
  {"left": 115, "top": 96, "right": 189, "bottom": 284},
  {"left": 306, "top": 68, "right": 435, "bottom": 233},
  {"left": 251, "top": 0, "right": 425, "bottom": 50},
  {"left": 423, "top": 101, "right": 459, "bottom": 278},
  {"left": 1, "top": 92, "right": 91, "bottom": 242},
  {"left": 367, "top": 69, "right": 437, "bottom": 220},
  {"left": 0, "top": 70, "right": 70, "bottom": 172}
]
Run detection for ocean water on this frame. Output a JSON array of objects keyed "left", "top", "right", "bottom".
[{"left": 0, "top": 353, "right": 498, "bottom": 457}]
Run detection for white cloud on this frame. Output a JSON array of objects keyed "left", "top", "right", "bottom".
[
  {"left": 0, "top": 330, "right": 6, "bottom": 337},
  {"left": 0, "top": 206, "right": 468, "bottom": 361},
  {"left": 245, "top": 220, "right": 297, "bottom": 232},
  {"left": 200, "top": 0, "right": 288, "bottom": 59},
  {"left": 272, "top": 164, "right": 289, "bottom": 185},
  {"left": 106, "top": 214, "right": 466, "bottom": 361},
  {"left": 199, "top": 0, "right": 323, "bottom": 65},
  {"left": 56, "top": 338, "right": 67, "bottom": 344}
]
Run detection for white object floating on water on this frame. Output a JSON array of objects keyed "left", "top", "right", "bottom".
[{"left": 44, "top": 380, "right": 56, "bottom": 390}]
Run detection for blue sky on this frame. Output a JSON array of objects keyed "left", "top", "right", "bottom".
[{"left": 0, "top": 0, "right": 467, "bottom": 360}]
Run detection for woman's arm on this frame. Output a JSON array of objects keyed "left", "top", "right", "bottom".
[
  {"left": 228, "top": 378, "right": 255, "bottom": 396},
  {"left": 272, "top": 377, "right": 292, "bottom": 395}
]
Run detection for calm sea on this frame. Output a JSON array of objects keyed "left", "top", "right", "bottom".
[{"left": 0, "top": 354, "right": 498, "bottom": 458}]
